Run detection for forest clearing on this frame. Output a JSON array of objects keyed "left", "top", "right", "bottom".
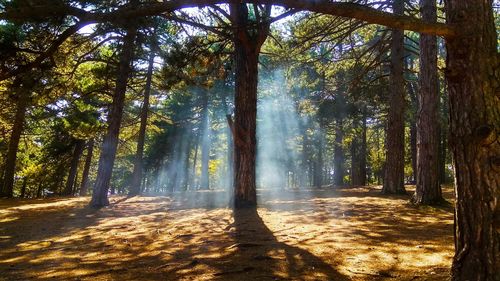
[
  {"left": 1, "top": 186, "right": 454, "bottom": 281},
  {"left": 0, "top": 0, "right": 499, "bottom": 280}
]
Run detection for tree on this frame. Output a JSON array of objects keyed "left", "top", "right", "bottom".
[
  {"left": 129, "top": 43, "right": 155, "bottom": 196},
  {"left": 0, "top": 76, "right": 32, "bottom": 197},
  {"left": 444, "top": 1, "right": 499, "bottom": 279},
  {"left": 382, "top": 0, "right": 406, "bottom": 195},
  {"left": 199, "top": 87, "right": 211, "bottom": 190},
  {"left": 229, "top": 4, "right": 271, "bottom": 207},
  {"left": 79, "top": 139, "right": 94, "bottom": 196},
  {"left": 332, "top": 68, "right": 346, "bottom": 187},
  {"left": 90, "top": 25, "right": 137, "bottom": 207},
  {"left": 63, "top": 139, "right": 85, "bottom": 196},
  {"left": 412, "top": 0, "right": 443, "bottom": 205}
]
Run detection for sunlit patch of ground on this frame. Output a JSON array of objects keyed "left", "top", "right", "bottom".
[{"left": 0, "top": 186, "right": 454, "bottom": 280}]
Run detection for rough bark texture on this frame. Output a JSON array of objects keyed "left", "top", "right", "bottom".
[
  {"left": 444, "top": 1, "right": 500, "bottom": 280},
  {"left": 230, "top": 3, "right": 269, "bottom": 208},
  {"left": 63, "top": 140, "right": 85, "bottom": 196},
  {"left": 129, "top": 50, "right": 154, "bottom": 196},
  {"left": 79, "top": 139, "right": 94, "bottom": 196},
  {"left": 90, "top": 26, "right": 136, "bottom": 207},
  {"left": 382, "top": 0, "right": 406, "bottom": 195},
  {"left": 413, "top": 0, "right": 443, "bottom": 205},
  {"left": 1, "top": 81, "right": 30, "bottom": 198}
]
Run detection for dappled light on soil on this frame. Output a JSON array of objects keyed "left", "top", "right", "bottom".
[{"left": 0, "top": 186, "right": 454, "bottom": 280}]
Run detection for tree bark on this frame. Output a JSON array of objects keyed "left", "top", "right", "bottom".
[
  {"left": 444, "top": 1, "right": 500, "bottom": 280},
  {"left": 1, "top": 80, "right": 30, "bottom": 198},
  {"left": 413, "top": 0, "right": 443, "bottom": 205},
  {"left": 63, "top": 139, "right": 84, "bottom": 196},
  {"left": 129, "top": 49, "right": 154, "bottom": 196},
  {"left": 382, "top": 0, "right": 406, "bottom": 195},
  {"left": 79, "top": 139, "right": 94, "bottom": 196},
  {"left": 90, "top": 26, "right": 137, "bottom": 207},
  {"left": 230, "top": 3, "right": 269, "bottom": 208}
]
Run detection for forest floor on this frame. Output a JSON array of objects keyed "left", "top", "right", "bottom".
[{"left": 0, "top": 186, "right": 454, "bottom": 281}]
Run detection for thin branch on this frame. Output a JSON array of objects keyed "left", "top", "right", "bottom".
[
  {"left": 162, "top": 14, "right": 230, "bottom": 38},
  {"left": 0, "top": 21, "right": 89, "bottom": 82}
]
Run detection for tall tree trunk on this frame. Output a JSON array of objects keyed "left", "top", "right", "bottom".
[
  {"left": 408, "top": 62, "right": 418, "bottom": 184},
  {"left": 351, "top": 137, "right": 361, "bottom": 185},
  {"left": 53, "top": 165, "right": 65, "bottom": 194},
  {"left": 72, "top": 170, "right": 79, "bottom": 195},
  {"left": 223, "top": 96, "right": 233, "bottom": 190},
  {"left": 382, "top": 0, "right": 406, "bottom": 194},
  {"left": 129, "top": 49, "right": 154, "bottom": 196},
  {"left": 230, "top": 3, "right": 269, "bottom": 208},
  {"left": 410, "top": 120, "right": 417, "bottom": 183},
  {"left": 300, "top": 118, "right": 309, "bottom": 187},
  {"left": 438, "top": 126, "right": 447, "bottom": 183},
  {"left": 232, "top": 45, "right": 258, "bottom": 207},
  {"left": 63, "top": 140, "right": 84, "bottom": 196},
  {"left": 313, "top": 134, "right": 323, "bottom": 188},
  {"left": 36, "top": 182, "right": 43, "bottom": 198},
  {"left": 333, "top": 117, "right": 345, "bottom": 186},
  {"left": 413, "top": 0, "right": 443, "bottom": 205},
  {"left": 79, "top": 139, "right": 94, "bottom": 196},
  {"left": 90, "top": 26, "right": 137, "bottom": 207},
  {"left": 183, "top": 133, "right": 192, "bottom": 190},
  {"left": 359, "top": 110, "right": 367, "bottom": 186},
  {"left": 351, "top": 113, "right": 367, "bottom": 186},
  {"left": 1, "top": 81, "right": 29, "bottom": 198},
  {"left": 444, "top": 1, "right": 500, "bottom": 280},
  {"left": 200, "top": 89, "right": 210, "bottom": 190},
  {"left": 20, "top": 177, "right": 27, "bottom": 198},
  {"left": 191, "top": 136, "right": 199, "bottom": 189}
]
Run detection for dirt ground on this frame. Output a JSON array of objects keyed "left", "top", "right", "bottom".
[{"left": 0, "top": 186, "right": 454, "bottom": 281}]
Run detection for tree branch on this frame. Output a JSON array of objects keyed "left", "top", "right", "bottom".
[
  {"left": 1, "top": 0, "right": 456, "bottom": 38},
  {"left": 0, "top": 21, "right": 89, "bottom": 82}
]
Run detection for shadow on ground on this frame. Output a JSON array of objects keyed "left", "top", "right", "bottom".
[{"left": 0, "top": 186, "right": 454, "bottom": 281}]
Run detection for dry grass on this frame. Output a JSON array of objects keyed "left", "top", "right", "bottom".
[{"left": 0, "top": 186, "right": 454, "bottom": 281}]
